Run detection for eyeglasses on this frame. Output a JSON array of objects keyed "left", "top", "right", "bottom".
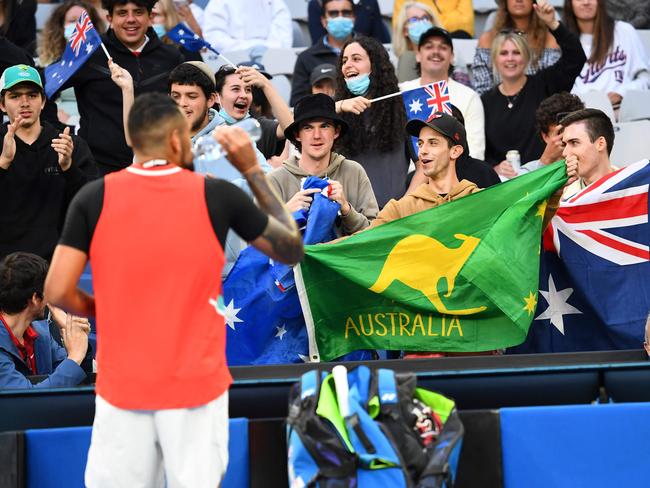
[
  {"left": 325, "top": 9, "right": 354, "bottom": 18},
  {"left": 407, "top": 14, "right": 433, "bottom": 24}
]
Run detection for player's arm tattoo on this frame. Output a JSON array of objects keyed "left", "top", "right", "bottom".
[{"left": 246, "top": 169, "right": 304, "bottom": 265}]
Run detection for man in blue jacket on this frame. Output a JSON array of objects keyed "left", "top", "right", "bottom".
[{"left": 0, "top": 252, "right": 89, "bottom": 389}]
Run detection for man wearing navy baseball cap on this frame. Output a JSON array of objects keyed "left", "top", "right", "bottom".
[{"left": 0, "top": 65, "right": 97, "bottom": 260}]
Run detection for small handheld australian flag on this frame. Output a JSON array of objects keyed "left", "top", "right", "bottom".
[{"left": 44, "top": 10, "right": 101, "bottom": 98}]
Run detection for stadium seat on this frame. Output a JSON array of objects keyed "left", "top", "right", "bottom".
[
  {"left": 637, "top": 30, "right": 650, "bottom": 59},
  {"left": 36, "top": 3, "right": 57, "bottom": 31},
  {"left": 263, "top": 48, "right": 299, "bottom": 76},
  {"left": 452, "top": 38, "right": 479, "bottom": 68},
  {"left": 618, "top": 90, "right": 650, "bottom": 122},
  {"left": 271, "top": 74, "right": 292, "bottom": 105},
  {"left": 500, "top": 403, "right": 650, "bottom": 488},
  {"left": 285, "top": 0, "right": 308, "bottom": 21},
  {"left": 578, "top": 91, "right": 616, "bottom": 123},
  {"left": 610, "top": 120, "right": 650, "bottom": 167},
  {"left": 292, "top": 20, "right": 309, "bottom": 48}
]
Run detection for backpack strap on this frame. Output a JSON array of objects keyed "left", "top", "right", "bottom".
[
  {"left": 377, "top": 368, "right": 398, "bottom": 407},
  {"left": 301, "top": 369, "right": 320, "bottom": 401}
]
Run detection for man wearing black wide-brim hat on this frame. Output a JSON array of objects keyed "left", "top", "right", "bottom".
[{"left": 267, "top": 94, "right": 379, "bottom": 237}]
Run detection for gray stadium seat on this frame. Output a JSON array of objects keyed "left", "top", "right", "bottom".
[
  {"left": 579, "top": 91, "right": 616, "bottom": 123},
  {"left": 610, "top": 120, "right": 650, "bottom": 167},
  {"left": 618, "top": 90, "right": 650, "bottom": 122}
]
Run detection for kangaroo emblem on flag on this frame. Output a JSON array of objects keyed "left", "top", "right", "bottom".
[{"left": 368, "top": 234, "right": 487, "bottom": 315}]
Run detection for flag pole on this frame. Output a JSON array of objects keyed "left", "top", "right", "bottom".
[
  {"left": 369, "top": 90, "right": 403, "bottom": 103},
  {"left": 99, "top": 42, "right": 111, "bottom": 60},
  {"left": 206, "top": 46, "right": 237, "bottom": 68}
]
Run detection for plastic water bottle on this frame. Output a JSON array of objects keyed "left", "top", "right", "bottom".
[{"left": 193, "top": 118, "right": 262, "bottom": 165}]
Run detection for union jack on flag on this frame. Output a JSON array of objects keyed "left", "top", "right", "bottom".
[
  {"left": 44, "top": 9, "right": 102, "bottom": 98},
  {"left": 544, "top": 161, "right": 650, "bottom": 265},
  {"left": 511, "top": 159, "right": 650, "bottom": 354},
  {"left": 402, "top": 80, "right": 452, "bottom": 155}
]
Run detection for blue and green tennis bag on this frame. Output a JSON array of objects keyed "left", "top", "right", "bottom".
[{"left": 286, "top": 365, "right": 464, "bottom": 487}]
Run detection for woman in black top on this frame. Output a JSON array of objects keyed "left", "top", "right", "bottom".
[{"left": 481, "top": 0, "right": 586, "bottom": 177}]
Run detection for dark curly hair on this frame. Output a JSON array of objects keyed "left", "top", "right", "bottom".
[
  {"left": 0, "top": 253, "right": 48, "bottom": 315},
  {"left": 102, "top": 0, "right": 155, "bottom": 15},
  {"left": 334, "top": 36, "right": 407, "bottom": 155},
  {"left": 535, "top": 92, "right": 584, "bottom": 135}
]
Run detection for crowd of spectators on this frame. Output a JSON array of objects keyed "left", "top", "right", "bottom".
[{"left": 1, "top": 0, "right": 650, "bottom": 386}]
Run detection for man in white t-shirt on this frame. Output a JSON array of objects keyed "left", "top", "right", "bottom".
[{"left": 399, "top": 26, "right": 485, "bottom": 161}]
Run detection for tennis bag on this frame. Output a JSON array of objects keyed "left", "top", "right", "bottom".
[{"left": 286, "top": 365, "right": 464, "bottom": 487}]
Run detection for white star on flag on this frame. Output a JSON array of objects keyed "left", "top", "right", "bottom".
[
  {"left": 50, "top": 72, "right": 58, "bottom": 78},
  {"left": 409, "top": 98, "right": 423, "bottom": 114},
  {"left": 535, "top": 274, "right": 582, "bottom": 335},
  {"left": 60, "top": 60, "right": 65, "bottom": 66},
  {"left": 68, "top": 61, "right": 73, "bottom": 67},
  {"left": 209, "top": 296, "right": 243, "bottom": 330},
  {"left": 275, "top": 325, "right": 287, "bottom": 340},
  {"left": 178, "top": 29, "right": 185, "bottom": 35},
  {"left": 85, "top": 43, "right": 94, "bottom": 54},
  {"left": 298, "top": 353, "right": 310, "bottom": 363}
]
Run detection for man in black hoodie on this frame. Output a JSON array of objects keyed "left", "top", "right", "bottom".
[
  {"left": 0, "top": 65, "right": 97, "bottom": 261},
  {"left": 60, "top": 0, "right": 184, "bottom": 175}
]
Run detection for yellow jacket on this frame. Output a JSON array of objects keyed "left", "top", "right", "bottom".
[{"left": 392, "top": 0, "right": 475, "bottom": 37}]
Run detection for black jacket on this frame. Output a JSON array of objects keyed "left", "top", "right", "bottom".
[
  {"left": 0, "top": 121, "right": 98, "bottom": 260},
  {"left": 0, "top": 0, "right": 36, "bottom": 55},
  {"left": 290, "top": 37, "right": 339, "bottom": 106},
  {"left": 62, "top": 28, "right": 184, "bottom": 173}
]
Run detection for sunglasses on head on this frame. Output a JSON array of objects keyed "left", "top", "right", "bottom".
[{"left": 499, "top": 28, "right": 526, "bottom": 36}]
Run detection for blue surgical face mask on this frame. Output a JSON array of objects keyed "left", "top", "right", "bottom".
[
  {"left": 408, "top": 20, "right": 433, "bottom": 45},
  {"left": 152, "top": 23, "right": 166, "bottom": 39},
  {"left": 63, "top": 23, "right": 76, "bottom": 41},
  {"left": 326, "top": 17, "right": 354, "bottom": 40},
  {"left": 345, "top": 73, "right": 370, "bottom": 96},
  {"left": 217, "top": 106, "right": 250, "bottom": 125}
]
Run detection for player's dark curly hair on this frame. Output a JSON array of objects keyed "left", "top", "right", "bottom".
[
  {"left": 535, "top": 92, "right": 584, "bottom": 135},
  {"left": 334, "top": 36, "right": 407, "bottom": 156}
]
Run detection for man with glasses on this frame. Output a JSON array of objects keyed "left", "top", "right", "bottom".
[
  {"left": 291, "top": 0, "right": 356, "bottom": 105},
  {"left": 399, "top": 26, "right": 486, "bottom": 170}
]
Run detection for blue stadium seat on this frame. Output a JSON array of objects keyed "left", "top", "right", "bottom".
[
  {"left": 25, "top": 419, "right": 250, "bottom": 487},
  {"left": 500, "top": 403, "right": 650, "bottom": 488}
]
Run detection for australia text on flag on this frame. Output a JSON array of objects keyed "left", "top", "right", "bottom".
[
  {"left": 511, "top": 159, "right": 650, "bottom": 353},
  {"left": 402, "top": 80, "right": 452, "bottom": 155},
  {"left": 44, "top": 10, "right": 101, "bottom": 98}
]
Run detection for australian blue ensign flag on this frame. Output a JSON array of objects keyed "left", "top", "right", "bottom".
[
  {"left": 401, "top": 80, "right": 452, "bottom": 156},
  {"left": 510, "top": 159, "right": 650, "bottom": 353},
  {"left": 44, "top": 10, "right": 101, "bottom": 98},
  {"left": 166, "top": 23, "right": 217, "bottom": 53}
]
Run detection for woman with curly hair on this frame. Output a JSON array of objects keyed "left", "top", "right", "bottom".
[
  {"left": 333, "top": 36, "right": 410, "bottom": 208},
  {"left": 38, "top": 0, "right": 105, "bottom": 66},
  {"left": 471, "top": 0, "right": 560, "bottom": 95}
]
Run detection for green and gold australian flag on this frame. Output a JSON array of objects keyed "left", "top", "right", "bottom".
[{"left": 295, "top": 162, "right": 568, "bottom": 362}]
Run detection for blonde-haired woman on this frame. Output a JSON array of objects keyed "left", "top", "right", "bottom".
[
  {"left": 150, "top": 0, "right": 203, "bottom": 60},
  {"left": 472, "top": 0, "right": 562, "bottom": 95},
  {"left": 392, "top": 1, "right": 442, "bottom": 82},
  {"left": 480, "top": 0, "right": 585, "bottom": 176}
]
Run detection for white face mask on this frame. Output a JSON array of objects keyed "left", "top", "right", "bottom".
[{"left": 64, "top": 23, "right": 76, "bottom": 41}]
